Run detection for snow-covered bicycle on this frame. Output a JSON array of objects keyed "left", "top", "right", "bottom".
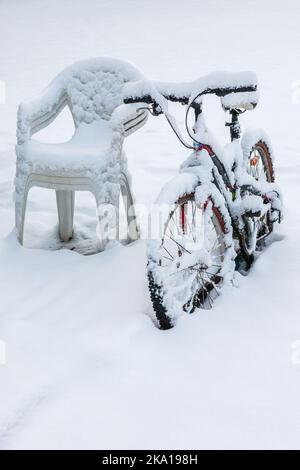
[{"left": 124, "top": 72, "right": 282, "bottom": 329}]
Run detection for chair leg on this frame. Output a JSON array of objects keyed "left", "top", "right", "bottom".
[
  {"left": 94, "top": 187, "right": 121, "bottom": 251},
  {"left": 94, "top": 193, "right": 106, "bottom": 251},
  {"left": 56, "top": 190, "right": 75, "bottom": 242},
  {"left": 15, "top": 184, "right": 30, "bottom": 246},
  {"left": 120, "top": 173, "right": 139, "bottom": 243}
]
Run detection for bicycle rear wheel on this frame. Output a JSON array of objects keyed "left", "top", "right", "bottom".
[
  {"left": 241, "top": 133, "right": 275, "bottom": 257},
  {"left": 246, "top": 140, "right": 274, "bottom": 183}
]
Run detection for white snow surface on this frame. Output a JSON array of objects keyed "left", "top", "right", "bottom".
[{"left": 0, "top": 0, "right": 300, "bottom": 450}]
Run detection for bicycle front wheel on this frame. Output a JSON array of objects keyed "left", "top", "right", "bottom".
[{"left": 147, "top": 188, "right": 234, "bottom": 329}]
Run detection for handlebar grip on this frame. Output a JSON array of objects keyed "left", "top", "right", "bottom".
[
  {"left": 123, "top": 94, "right": 188, "bottom": 106},
  {"left": 123, "top": 95, "right": 156, "bottom": 105}
]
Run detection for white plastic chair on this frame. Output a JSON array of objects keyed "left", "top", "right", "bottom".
[{"left": 15, "top": 57, "right": 148, "bottom": 247}]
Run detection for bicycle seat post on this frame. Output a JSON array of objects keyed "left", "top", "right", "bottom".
[{"left": 226, "top": 109, "right": 241, "bottom": 141}]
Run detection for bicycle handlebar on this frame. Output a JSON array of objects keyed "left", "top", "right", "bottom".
[
  {"left": 123, "top": 74, "right": 257, "bottom": 148},
  {"left": 123, "top": 84, "right": 256, "bottom": 107}
]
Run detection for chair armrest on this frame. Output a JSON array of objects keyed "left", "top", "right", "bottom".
[
  {"left": 17, "top": 77, "right": 68, "bottom": 145},
  {"left": 111, "top": 103, "right": 149, "bottom": 137}
]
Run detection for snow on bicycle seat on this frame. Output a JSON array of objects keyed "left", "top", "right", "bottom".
[{"left": 220, "top": 90, "right": 259, "bottom": 111}]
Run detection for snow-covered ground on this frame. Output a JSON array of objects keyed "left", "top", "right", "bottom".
[{"left": 1, "top": 0, "right": 300, "bottom": 450}]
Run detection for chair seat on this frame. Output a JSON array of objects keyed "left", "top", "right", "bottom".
[{"left": 24, "top": 120, "right": 120, "bottom": 172}]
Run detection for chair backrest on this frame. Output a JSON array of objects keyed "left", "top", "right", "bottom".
[{"left": 61, "top": 58, "right": 144, "bottom": 126}]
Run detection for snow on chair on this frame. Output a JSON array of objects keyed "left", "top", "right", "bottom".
[{"left": 15, "top": 57, "right": 148, "bottom": 248}]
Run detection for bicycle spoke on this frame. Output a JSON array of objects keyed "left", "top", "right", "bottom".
[
  {"left": 162, "top": 245, "right": 174, "bottom": 260},
  {"left": 168, "top": 236, "right": 191, "bottom": 254}
]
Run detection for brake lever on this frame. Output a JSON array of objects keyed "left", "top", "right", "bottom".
[
  {"left": 150, "top": 103, "right": 163, "bottom": 116},
  {"left": 136, "top": 101, "right": 193, "bottom": 149},
  {"left": 135, "top": 103, "right": 163, "bottom": 117}
]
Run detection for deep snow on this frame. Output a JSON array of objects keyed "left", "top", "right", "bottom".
[{"left": 0, "top": 0, "right": 300, "bottom": 450}]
